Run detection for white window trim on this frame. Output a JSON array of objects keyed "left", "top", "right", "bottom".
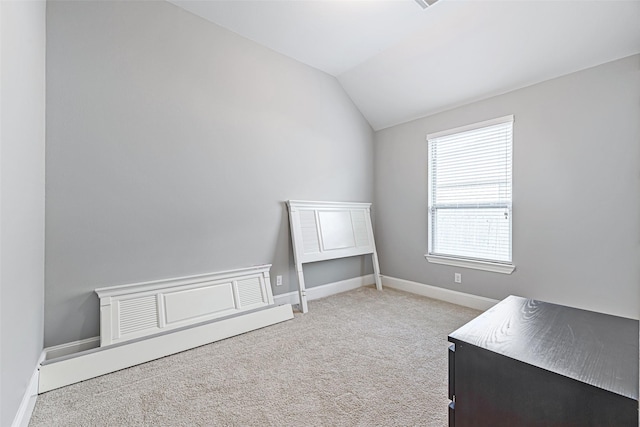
[
  {"left": 425, "top": 254, "right": 515, "bottom": 274},
  {"left": 426, "top": 115, "right": 513, "bottom": 140},
  {"left": 426, "top": 115, "right": 515, "bottom": 273}
]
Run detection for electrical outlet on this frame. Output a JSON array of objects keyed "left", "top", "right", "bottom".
[
  {"left": 276, "top": 275, "right": 283, "bottom": 286},
  {"left": 454, "top": 273, "right": 462, "bottom": 284}
]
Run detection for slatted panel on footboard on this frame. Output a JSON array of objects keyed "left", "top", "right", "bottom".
[{"left": 96, "top": 264, "right": 275, "bottom": 346}]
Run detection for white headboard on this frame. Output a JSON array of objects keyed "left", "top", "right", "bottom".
[{"left": 287, "top": 200, "right": 382, "bottom": 312}]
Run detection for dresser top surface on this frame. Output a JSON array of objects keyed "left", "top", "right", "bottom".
[{"left": 448, "top": 295, "right": 639, "bottom": 400}]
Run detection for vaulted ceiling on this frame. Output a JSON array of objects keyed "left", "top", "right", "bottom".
[{"left": 168, "top": 0, "right": 640, "bottom": 130}]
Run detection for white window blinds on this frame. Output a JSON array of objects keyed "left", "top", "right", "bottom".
[{"left": 427, "top": 115, "right": 513, "bottom": 264}]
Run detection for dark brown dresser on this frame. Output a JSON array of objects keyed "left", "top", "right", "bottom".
[{"left": 448, "top": 295, "right": 638, "bottom": 427}]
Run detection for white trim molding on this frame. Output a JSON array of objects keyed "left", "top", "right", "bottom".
[
  {"left": 43, "top": 336, "right": 101, "bottom": 361},
  {"left": 425, "top": 254, "right": 515, "bottom": 274},
  {"left": 11, "top": 351, "right": 46, "bottom": 427},
  {"left": 426, "top": 114, "right": 514, "bottom": 140},
  {"left": 382, "top": 275, "right": 499, "bottom": 311},
  {"left": 274, "top": 274, "right": 375, "bottom": 306}
]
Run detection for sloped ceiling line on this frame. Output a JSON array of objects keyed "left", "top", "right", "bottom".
[{"left": 169, "top": 0, "right": 640, "bottom": 130}]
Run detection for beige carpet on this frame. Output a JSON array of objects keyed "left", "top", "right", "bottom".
[{"left": 30, "top": 287, "right": 480, "bottom": 426}]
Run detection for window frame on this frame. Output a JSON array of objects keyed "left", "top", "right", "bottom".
[{"left": 425, "top": 115, "right": 515, "bottom": 274}]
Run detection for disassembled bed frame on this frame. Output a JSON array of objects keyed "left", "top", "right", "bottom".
[{"left": 287, "top": 200, "right": 382, "bottom": 313}]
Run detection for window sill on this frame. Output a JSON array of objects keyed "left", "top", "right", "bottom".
[{"left": 424, "top": 254, "right": 515, "bottom": 274}]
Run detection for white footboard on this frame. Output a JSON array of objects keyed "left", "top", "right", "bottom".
[{"left": 95, "top": 264, "right": 275, "bottom": 346}]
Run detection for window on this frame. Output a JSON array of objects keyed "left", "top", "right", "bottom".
[{"left": 426, "top": 115, "right": 514, "bottom": 274}]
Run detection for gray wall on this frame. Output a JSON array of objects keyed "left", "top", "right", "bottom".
[
  {"left": 375, "top": 55, "right": 640, "bottom": 319},
  {"left": 45, "top": 0, "right": 374, "bottom": 347},
  {"left": 0, "top": 0, "right": 46, "bottom": 425}
]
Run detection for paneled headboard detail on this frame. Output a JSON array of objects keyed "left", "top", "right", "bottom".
[
  {"left": 287, "top": 200, "right": 382, "bottom": 313},
  {"left": 95, "top": 264, "right": 275, "bottom": 346}
]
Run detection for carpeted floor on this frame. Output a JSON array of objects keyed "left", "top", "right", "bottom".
[{"left": 30, "top": 287, "right": 481, "bottom": 426}]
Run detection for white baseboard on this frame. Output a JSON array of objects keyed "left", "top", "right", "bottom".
[
  {"left": 12, "top": 351, "right": 46, "bottom": 427},
  {"left": 39, "top": 304, "right": 294, "bottom": 393},
  {"left": 273, "top": 274, "right": 375, "bottom": 306},
  {"left": 382, "top": 275, "right": 498, "bottom": 311},
  {"left": 44, "top": 336, "right": 101, "bottom": 361}
]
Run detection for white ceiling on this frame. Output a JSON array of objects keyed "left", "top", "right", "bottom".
[{"left": 169, "top": 0, "right": 640, "bottom": 130}]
